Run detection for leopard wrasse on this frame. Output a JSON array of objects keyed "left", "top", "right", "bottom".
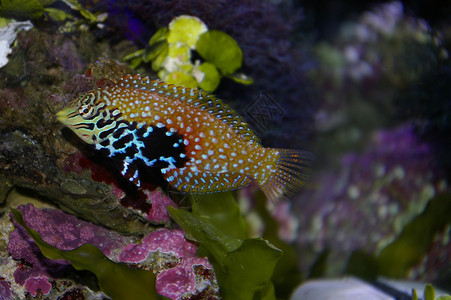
[{"left": 56, "top": 74, "right": 312, "bottom": 203}]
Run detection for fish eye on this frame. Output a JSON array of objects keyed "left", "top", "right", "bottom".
[{"left": 78, "top": 104, "right": 94, "bottom": 119}]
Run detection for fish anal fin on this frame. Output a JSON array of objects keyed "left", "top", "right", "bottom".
[{"left": 162, "top": 168, "right": 251, "bottom": 193}]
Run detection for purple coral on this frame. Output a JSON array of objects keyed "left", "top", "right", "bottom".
[
  {"left": 24, "top": 276, "right": 52, "bottom": 297},
  {"left": 7, "top": 204, "right": 217, "bottom": 299},
  {"left": 9, "top": 204, "right": 128, "bottom": 253},
  {"left": 0, "top": 281, "right": 12, "bottom": 299},
  {"left": 294, "top": 124, "right": 448, "bottom": 275},
  {"left": 144, "top": 189, "right": 177, "bottom": 223},
  {"left": 119, "top": 228, "right": 214, "bottom": 299},
  {"left": 8, "top": 204, "right": 131, "bottom": 296}
]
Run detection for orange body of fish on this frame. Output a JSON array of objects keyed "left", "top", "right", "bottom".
[{"left": 56, "top": 74, "right": 312, "bottom": 203}]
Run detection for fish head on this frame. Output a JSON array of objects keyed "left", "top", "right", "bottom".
[{"left": 56, "top": 92, "right": 109, "bottom": 144}]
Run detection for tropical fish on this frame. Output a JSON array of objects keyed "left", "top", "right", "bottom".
[{"left": 56, "top": 74, "right": 311, "bottom": 203}]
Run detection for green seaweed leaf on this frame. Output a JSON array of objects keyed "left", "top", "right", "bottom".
[
  {"left": 196, "top": 62, "right": 221, "bottom": 92},
  {"left": 226, "top": 72, "right": 254, "bottom": 85},
  {"left": 145, "top": 41, "right": 168, "bottom": 64},
  {"left": 424, "top": 284, "right": 436, "bottom": 300},
  {"left": 44, "top": 7, "right": 72, "bottom": 21},
  {"left": 377, "top": 193, "right": 451, "bottom": 277},
  {"left": 38, "top": 0, "right": 57, "bottom": 6},
  {"left": 0, "top": 0, "right": 44, "bottom": 18},
  {"left": 257, "top": 282, "right": 277, "bottom": 300},
  {"left": 168, "top": 192, "right": 281, "bottom": 300},
  {"left": 151, "top": 43, "right": 169, "bottom": 71},
  {"left": 191, "top": 192, "right": 247, "bottom": 240},
  {"left": 149, "top": 27, "right": 169, "bottom": 46},
  {"left": 252, "top": 190, "right": 303, "bottom": 298},
  {"left": 412, "top": 285, "right": 451, "bottom": 300},
  {"left": 219, "top": 238, "right": 282, "bottom": 300},
  {"left": 123, "top": 49, "right": 145, "bottom": 61},
  {"left": 123, "top": 49, "right": 145, "bottom": 69},
  {"left": 412, "top": 289, "right": 419, "bottom": 300},
  {"left": 167, "top": 205, "right": 242, "bottom": 265},
  {"left": 144, "top": 28, "right": 170, "bottom": 64},
  {"left": 345, "top": 193, "right": 451, "bottom": 284},
  {"left": 11, "top": 208, "right": 159, "bottom": 300},
  {"left": 167, "top": 15, "right": 207, "bottom": 48},
  {"left": 78, "top": 8, "right": 96, "bottom": 22},
  {"left": 196, "top": 30, "right": 243, "bottom": 75},
  {"left": 346, "top": 249, "right": 379, "bottom": 280}
]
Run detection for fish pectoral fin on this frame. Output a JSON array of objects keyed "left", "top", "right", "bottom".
[
  {"left": 162, "top": 168, "right": 252, "bottom": 193},
  {"left": 120, "top": 160, "right": 141, "bottom": 187}
]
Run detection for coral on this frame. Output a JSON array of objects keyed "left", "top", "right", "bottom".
[
  {"left": 0, "top": 281, "right": 12, "bottom": 299},
  {"left": 393, "top": 32, "right": 451, "bottom": 177},
  {"left": 9, "top": 204, "right": 129, "bottom": 253},
  {"left": 309, "top": 1, "right": 447, "bottom": 168},
  {"left": 118, "top": 228, "right": 217, "bottom": 299},
  {"left": 0, "top": 21, "right": 33, "bottom": 68},
  {"left": 24, "top": 276, "right": 52, "bottom": 297},
  {"left": 7, "top": 204, "right": 133, "bottom": 297},
  {"left": 4, "top": 204, "right": 218, "bottom": 299},
  {"left": 0, "top": 27, "right": 159, "bottom": 234},
  {"left": 144, "top": 189, "right": 176, "bottom": 223},
  {"left": 312, "top": 1, "right": 438, "bottom": 87},
  {"left": 294, "top": 124, "right": 449, "bottom": 280}
]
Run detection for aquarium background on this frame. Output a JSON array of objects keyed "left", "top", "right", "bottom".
[{"left": 0, "top": 0, "right": 450, "bottom": 299}]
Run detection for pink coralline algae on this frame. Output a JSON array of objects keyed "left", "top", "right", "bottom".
[
  {"left": 0, "top": 281, "right": 12, "bottom": 299},
  {"left": 119, "top": 228, "right": 214, "bottom": 299},
  {"left": 144, "top": 189, "right": 177, "bottom": 223},
  {"left": 7, "top": 204, "right": 217, "bottom": 299},
  {"left": 24, "top": 276, "right": 52, "bottom": 297},
  {"left": 8, "top": 204, "right": 131, "bottom": 296}
]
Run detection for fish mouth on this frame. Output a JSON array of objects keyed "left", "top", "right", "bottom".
[
  {"left": 56, "top": 106, "right": 77, "bottom": 123},
  {"left": 55, "top": 106, "right": 96, "bottom": 144},
  {"left": 55, "top": 110, "right": 67, "bottom": 122}
]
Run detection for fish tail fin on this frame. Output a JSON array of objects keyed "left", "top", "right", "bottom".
[{"left": 260, "top": 148, "right": 313, "bottom": 204}]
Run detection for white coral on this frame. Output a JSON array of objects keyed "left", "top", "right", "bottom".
[{"left": 0, "top": 21, "right": 33, "bottom": 68}]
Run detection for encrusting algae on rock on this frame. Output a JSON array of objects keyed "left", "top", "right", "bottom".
[{"left": 56, "top": 74, "right": 312, "bottom": 203}]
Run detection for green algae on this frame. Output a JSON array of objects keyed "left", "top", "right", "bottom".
[
  {"left": 167, "top": 15, "right": 207, "bottom": 48},
  {"left": 253, "top": 190, "right": 304, "bottom": 298},
  {"left": 123, "top": 15, "right": 252, "bottom": 91},
  {"left": 168, "top": 192, "right": 281, "bottom": 300},
  {"left": 196, "top": 30, "right": 243, "bottom": 75}
]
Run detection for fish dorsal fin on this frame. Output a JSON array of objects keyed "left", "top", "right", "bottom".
[
  {"left": 117, "top": 74, "right": 261, "bottom": 144},
  {"left": 117, "top": 74, "right": 155, "bottom": 89}
]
